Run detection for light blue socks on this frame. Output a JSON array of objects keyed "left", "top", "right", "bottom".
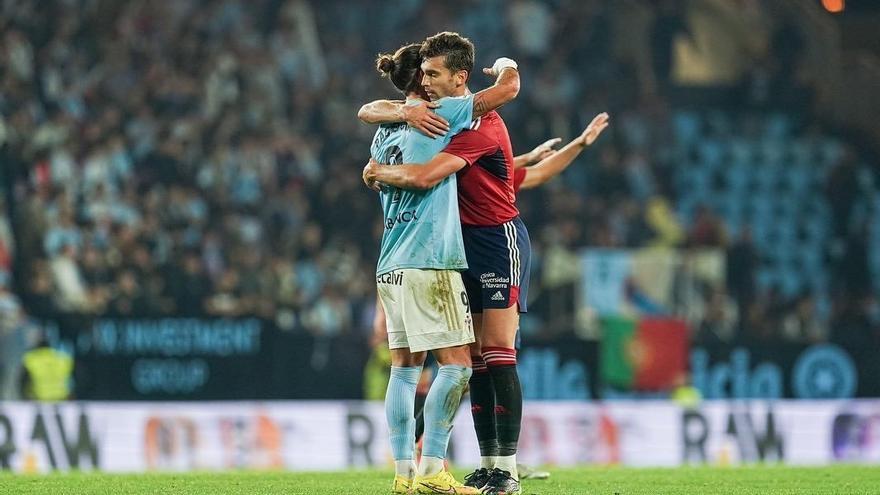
[
  {"left": 386, "top": 366, "right": 422, "bottom": 462},
  {"left": 421, "top": 365, "right": 473, "bottom": 461}
]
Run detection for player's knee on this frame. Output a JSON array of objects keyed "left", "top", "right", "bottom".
[
  {"left": 391, "top": 349, "right": 426, "bottom": 367},
  {"left": 479, "top": 309, "right": 518, "bottom": 347},
  {"left": 434, "top": 345, "right": 472, "bottom": 367},
  {"left": 480, "top": 329, "right": 516, "bottom": 348}
]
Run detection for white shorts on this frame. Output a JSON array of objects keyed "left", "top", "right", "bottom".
[{"left": 377, "top": 269, "right": 474, "bottom": 353}]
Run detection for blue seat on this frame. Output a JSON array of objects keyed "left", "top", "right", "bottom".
[
  {"left": 783, "top": 166, "right": 811, "bottom": 196},
  {"left": 697, "top": 140, "right": 724, "bottom": 168},
  {"left": 676, "top": 196, "right": 699, "bottom": 225},
  {"left": 789, "top": 141, "right": 811, "bottom": 165},
  {"left": 756, "top": 269, "right": 776, "bottom": 292},
  {"left": 819, "top": 138, "right": 843, "bottom": 166},
  {"left": 776, "top": 222, "right": 797, "bottom": 245},
  {"left": 675, "top": 163, "right": 712, "bottom": 193},
  {"left": 801, "top": 219, "right": 825, "bottom": 245},
  {"left": 779, "top": 266, "right": 803, "bottom": 297},
  {"left": 728, "top": 139, "right": 752, "bottom": 167},
  {"left": 715, "top": 192, "right": 743, "bottom": 224},
  {"left": 768, "top": 241, "right": 794, "bottom": 264},
  {"left": 764, "top": 113, "right": 792, "bottom": 139},
  {"left": 798, "top": 243, "right": 823, "bottom": 271},
  {"left": 751, "top": 220, "right": 775, "bottom": 252},
  {"left": 754, "top": 162, "right": 781, "bottom": 192},
  {"left": 760, "top": 139, "right": 786, "bottom": 166},
  {"left": 724, "top": 162, "right": 750, "bottom": 193},
  {"left": 749, "top": 196, "right": 774, "bottom": 222},
  {"left": 775, "top": 196, "right": 801, "bottom": 222},
  {"left": 673, "top": 111, "right": 701, "bottom": 145}
]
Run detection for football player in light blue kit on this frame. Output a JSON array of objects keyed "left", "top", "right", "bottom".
[{"left": 362, "top": 41, "right": 520, "bottom": 494}]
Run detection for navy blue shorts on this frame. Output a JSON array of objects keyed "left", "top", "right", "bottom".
[{"left": 461, "top": 216, "right": 531, "bottom": 313}]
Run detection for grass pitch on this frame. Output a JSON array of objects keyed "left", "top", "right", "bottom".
[{"left": 1, "top": 466, "right": 878, "bottom": 494}]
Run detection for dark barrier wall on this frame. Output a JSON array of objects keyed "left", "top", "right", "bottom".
[
  {"left": 44, "top": 317, "right": 880, "bottom": 400},
  {"left": 49, "top": 316, "right": 369, "bottom": 400}
]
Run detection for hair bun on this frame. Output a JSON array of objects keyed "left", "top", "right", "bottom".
[{"left": 376, "top": 54, "right": 395, "bottom": 74}]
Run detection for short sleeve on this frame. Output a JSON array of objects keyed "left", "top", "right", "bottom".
[
  {"left": 442, "top": 129, "right": 498, "bottom": 167},
  {"left": 513, "top": 167, "right": 526, "bottom": 193},
  {"left": 433, "top": 95, "right": 474, "bottom": 134}
]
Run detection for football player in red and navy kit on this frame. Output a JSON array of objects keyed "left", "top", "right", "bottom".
[{"left": 364, "top": 32, "right": 609, "bottom": 495}]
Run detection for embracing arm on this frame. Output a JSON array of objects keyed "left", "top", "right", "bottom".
[
  {"left": 357, "top": 100, "right": 406, "bottom": 124},
  {"left": 519, "top": 112, "right": 610, "bottom": 190},
  {"left": 357, "top": 100, "right": 450, "bottom": 138},
  {"left": 364, "top": 153, "right": 467, "bottom": 190}
]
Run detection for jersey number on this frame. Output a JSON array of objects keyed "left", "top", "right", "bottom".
[{"left": 385, "top": 146, "right": 404, "bottom": 203}]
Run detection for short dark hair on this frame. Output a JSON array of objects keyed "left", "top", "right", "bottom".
[
  {"left": 375, "top": 43, "right": 423, "bottom": 94},
  {"left": 420, "top": 31, "right": 474, "bottom": 80}
]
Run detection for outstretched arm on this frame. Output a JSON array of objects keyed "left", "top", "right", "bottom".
[
  {"left": 363, "top": 153, "right": 467, "bottom": 191},
  {"left": 514, "top": 137, "right": 562, "bottom": 169},
  {"left": 519, "top": 113, "right": 610, "bottom": 190}
]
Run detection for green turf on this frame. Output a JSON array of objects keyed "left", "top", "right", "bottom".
[{"left": 1, "top": 466, "right": 879, "bottom": 494}]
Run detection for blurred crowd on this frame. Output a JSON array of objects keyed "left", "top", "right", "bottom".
[{"left": 0, "top": 0, "right": 877, "bottom": 356}]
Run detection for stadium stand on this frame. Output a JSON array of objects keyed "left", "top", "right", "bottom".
[{"left": 0, "top": 0, "right": 876, "bottom": 358}]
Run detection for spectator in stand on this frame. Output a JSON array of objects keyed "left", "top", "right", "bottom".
[
  {"left": 693, "top": 287, "right": 737, "bottom": 346},
  {"left": 825, "top": 147, "right": 860, "bottom": 242},
  {"left": 726, "top": 227, "right": 757, "bottom": 313},
  {"left": 687, "top": 205, "right": 727, "bottom": 248},
  {"left": 49, "top": 243, "right": 94, "bottom": 313},
  {"left": 781, "top": 293, "right": 827, "bottom": 344},
  {"left": 166, "top": 251, "right": 211, "bottom": 317}
]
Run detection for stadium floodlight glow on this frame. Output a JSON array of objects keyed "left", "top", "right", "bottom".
[{"left": 821, "top": 0, "right": 844, "bottom": 13}]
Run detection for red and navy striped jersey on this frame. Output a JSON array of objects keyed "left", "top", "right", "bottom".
[{"left": 442, "top": 111, "right": 519, "bottom": 226}]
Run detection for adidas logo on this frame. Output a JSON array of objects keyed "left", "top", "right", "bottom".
[{"left": 491, "top": 291, "right": 505, "bottom": 301}]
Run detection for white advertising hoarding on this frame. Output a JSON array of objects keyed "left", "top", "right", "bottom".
[{"left": 0, "top": 400, "right": 878, "bottom": 473}]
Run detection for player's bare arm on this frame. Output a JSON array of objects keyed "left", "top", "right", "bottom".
[
  {"left": 357, "top": 99, "right": 450, "bottom": 138},
  {"left": 363, "top": 153, "right": 466, "bottom": 190},
  {"left": 519, "top": 112, "right": 610, "bottom": 190},
  {"left": 513, "top": 137, "right": 562, "bottom": 169},
  {"left": 471, "top": 64, "right": 520, "bottom": 118}
]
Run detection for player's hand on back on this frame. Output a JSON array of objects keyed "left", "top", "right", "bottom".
[
  {"left": 403, "top": 100, "right": 449, "bottom": 139},
  {"left": 363, "top": 158, "right": 382, "bottom": 192},
  {"left": 580, "top": 112, "right": 610, "bottom": 147}
]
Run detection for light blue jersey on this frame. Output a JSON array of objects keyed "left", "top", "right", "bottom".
[{"left": 370, "top": 95, "right": 474, "bottom": 276}]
